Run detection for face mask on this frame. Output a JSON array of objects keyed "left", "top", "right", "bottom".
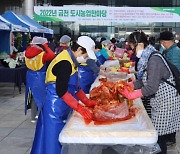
[
  {"left": 76, "top": 56, "right": 86, "bottom": 63},
  {"left": 159, "top": 46, "right": 164, "bottom": 54},
  {"left": 67, "top": 42, "right": 71, "bottom": 46},
  {"left": 161, "top": 44, "right": 166, "bottom": 50},
  {"left": 136, "top": 50, "right": 143, "bottom": 58}
]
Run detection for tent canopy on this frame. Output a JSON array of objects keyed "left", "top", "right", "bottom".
[
  {"left": 2, "top": 11, "right": 44, "bottom": 33},
  {"left": 19, "top": 15, "right": 53, "bottom": 34},
  {"left": 0, "top": 15, "right": 28, "bottom": 32},
  {"left": 0, "top": 21, "right": 10, "bottom": 30}
]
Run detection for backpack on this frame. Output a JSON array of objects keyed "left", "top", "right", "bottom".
[{"left": 150, "top": 52, "right": 180, "bottom": 95}]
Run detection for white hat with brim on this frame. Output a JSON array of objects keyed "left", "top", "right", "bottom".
[
  {"left": 77, "top": 36, "right": 97, "bottom": 60},
  {"left": 86, "top": 48, "right": 97, "bottom": 60}
]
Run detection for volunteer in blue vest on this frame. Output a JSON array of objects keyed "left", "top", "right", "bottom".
[
  {"left": 75, "top": 36, "right": 102, "bottom": 93},
  {"left": 55, "top": 35, "right": 71, "bottom": 55},
  {"left": 94, "top": 41, "right": 105, "bottom": 65},
  {"left": 99, "top": 40, "right": 114, "bottom": 64},
  {"left": 31, "top": 36, "right": 99, "bottom": 154},
  {"left": 25, "top": 36, "right": 55, "bottom": 122}
]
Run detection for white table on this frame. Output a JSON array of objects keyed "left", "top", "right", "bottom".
[
  {"left": 59, "top": 63, "right": 158, "bottom": 154},
  {"left": 59, "top": 98, "right": 158, "bottom": 154}
]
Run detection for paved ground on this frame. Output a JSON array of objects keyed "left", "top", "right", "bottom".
[{"left": 0, "top": 83, "right": 179, "bottom": 154}]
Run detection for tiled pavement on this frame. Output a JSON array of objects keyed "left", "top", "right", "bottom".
[{"left": 0, "top": 83, "right": 179, "bottom": 154}]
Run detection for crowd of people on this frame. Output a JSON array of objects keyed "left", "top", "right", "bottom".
[{"left": 24, "top": 30, "right": 180, "bottom": 154}]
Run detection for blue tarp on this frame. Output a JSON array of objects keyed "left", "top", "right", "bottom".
[
  {"left": 2, "top": 11, "right": 43, "bottom": 33},
  {"left": 0, "top": 30, "right": 10, "bottom": 53},
  {"left": 0, "top": 15, "right": 28, "bottom": 32},
  {"left": 0, "top": 21, "right": 10, "bottom": 31},
  {"left": 0, "top": 17, "right": 10, "bottom": 54},
  {"left": 19, "top": 15, "right": 53, "bottom": 34}
]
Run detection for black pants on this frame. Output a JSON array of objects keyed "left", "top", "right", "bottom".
[
  {"left": 31, "top": 97, "right": 38, "bottom": 120},
  {"left": 157, "top": 135, "right": 167, "bottom": 154},
  {"left": 157, "top": 132, "right": 176, "bottom": 154},
  {"left": 166, "top": 132, "right": 176, "bottom": 143}
]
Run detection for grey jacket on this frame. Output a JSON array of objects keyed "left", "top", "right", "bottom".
[
  {"left": 134, "top": 53, "right": 180, "bottom": 135},
  {"left": 134, "top": 55, "right": 170, "bottom": 96}
]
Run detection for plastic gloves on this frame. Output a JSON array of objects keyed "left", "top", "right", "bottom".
[
  {"left": 62, "top": 92, "right": 92, "bottom": 119},
  {"left": 127, "top": 82, "right": 134, "bottom": 89},
  {"left": 42, "top": 43, "right": 48, "bottom": 47},
  {"left": 120, "top": 86, "right": 143, "bottom": 100},
  {"left": 100, "top": 65, "right": 105, "bottom": 70},
  {"left": 76, "top": 89, "right": 99, "bottom": 107},
  {"left": 76, "top": 104, "right": 93, "bottom": 120},
  {"left": 99, "top": 70, "right": 105, "bottom": 76},
  {"left": 108, "top": 57, "right": 114, "bottom": 60}
]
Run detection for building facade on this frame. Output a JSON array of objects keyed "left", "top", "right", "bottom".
[
  {"left": 0, "top": 0, "right": 180, "bottom": 39},
  {"left": 0, "top": 0, "right": 35, "bottom": 18},
  {"left": 37, "top": 0, "right": 180, "bottom": 7}
]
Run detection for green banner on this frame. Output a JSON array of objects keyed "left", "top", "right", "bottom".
[{"left": 34, "top": 6, "right": 180, "bottom": 22}]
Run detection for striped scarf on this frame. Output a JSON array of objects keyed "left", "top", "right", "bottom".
[{"left": 137, "top": 45, "right": 157, "bottom": 79}]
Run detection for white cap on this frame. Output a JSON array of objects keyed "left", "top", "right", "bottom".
[
  {"left": 119, "top": 38, "right": 125, "bottom": 42},
  {"left": 31, "top": 36, "right": 48, "bottom": 45},
  {"left": 77, "top": 36, "right": 97, "bottom": 60},
  {"left": 96, "top": 37, "right": 101, "bottom": 42},
  {"left": 101, "top": 40, "right": 111, "bottom": 46}
]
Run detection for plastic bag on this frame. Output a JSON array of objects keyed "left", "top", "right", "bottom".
[
  {"left": 106, "top": 72, "right": 128, "bottom": 82},
  {"left": 31, "top": 36, "right": 48, "bottom": 45},
  {"left": 61, "top": 143, "right": 161, "bottom": 154}
]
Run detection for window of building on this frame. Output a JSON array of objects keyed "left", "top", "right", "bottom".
[
  {"left": 163, "top": 22, "right": 175, "bottom": 27},
  {"left": 138, "top": 0, "right": 150, "bottom": 7},
  {"left": 125, "top": 0, "right": 138, "bottom": 6},
  {"left": 175, "top": 23, "right": 180, "bottom": 27},
  {"left": 85, "top": 0, "right": 100, "bottom": 5},
  {"left": 115, "top": 0, "right": 125, "bottom": 7},
  {"left": 177, "top": 0, "right": 180, "bottom": 6},
  {"left": 98, "top": 0, "right": 108, "bottom": 6},
  {"left": 150, "top": 0, "right": 163, "bottom": 6},
  {"left": 162, "top": 0, "right": 173, "bottom": 6}
]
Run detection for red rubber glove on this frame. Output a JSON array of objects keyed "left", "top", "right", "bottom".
[
  {"left": 120, "top": 86, "right": 143, "bottom": 100},
  {"left": 62, "top": 92, "right": 92, "bottom": 119},
  {"left": 128, "top": 82, "right": 134, "bottom": 89},
  {"left": 76, "top": 89, "right": 99, "bottom": 107},
  {"left": 42, "top": 43, "right": 55, "bottom": 63},
  {"left": 108, "top": 57, "right": 114, "bottom": 60}
]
